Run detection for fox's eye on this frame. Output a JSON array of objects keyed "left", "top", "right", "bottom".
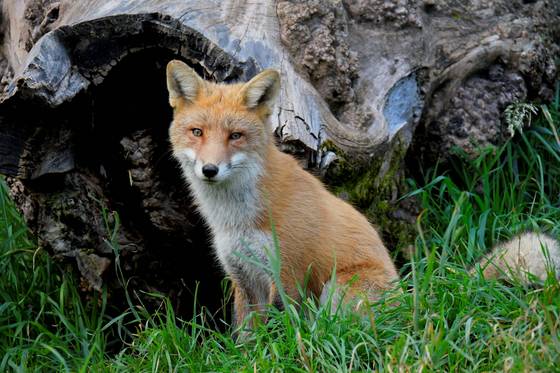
[
  {"left": 230, "top": 132, "right": 243, "bottom": 140},
  {"left": 192, "top": 128, "right": 203, "bottom": 137}
]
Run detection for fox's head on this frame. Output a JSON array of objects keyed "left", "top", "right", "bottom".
[{"left": 166, "top": 60, "right": 280, "bottom": 186}]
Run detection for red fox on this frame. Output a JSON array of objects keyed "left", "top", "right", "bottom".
[
  {"left": 165, "top": 60, "right": 560, "bottom": 328},
  {"left": 166, "top": 60, "right": 399, "bottom": 326}
]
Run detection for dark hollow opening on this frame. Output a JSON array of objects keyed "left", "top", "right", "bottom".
[{"left": 84, "top": 48, "right": 228, "bottom": 325}]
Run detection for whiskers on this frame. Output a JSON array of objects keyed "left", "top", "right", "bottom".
[{"left": 230, "top": 164, "right": 253, "bottom": 171}]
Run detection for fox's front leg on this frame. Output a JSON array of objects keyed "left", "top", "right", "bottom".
[
  {"left": 268, "top": 282, "right": 284, "bottom": 310},
  {"left": 233, "top": 281, "right": 277, "bottom": 336},
  {"left": 232, "top": 282, "right": 271, "bottom": 341},
  {"left": 232, "top": 284, "right": 251, "bottom": 330}
]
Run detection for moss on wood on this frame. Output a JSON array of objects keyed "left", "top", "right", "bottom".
[{"left": 322, "top": 135, "right": 416, "bottom": 256}]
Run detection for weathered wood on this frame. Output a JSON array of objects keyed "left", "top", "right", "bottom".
[{"left": 2, "top": 1, "right": 558, "bottom": 159}]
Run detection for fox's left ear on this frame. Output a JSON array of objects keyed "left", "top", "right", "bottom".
[{"left": 240, "top": 69, "right": 280, "bottom": 111}]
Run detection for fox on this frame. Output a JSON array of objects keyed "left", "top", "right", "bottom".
[
  {"left": 166, "top": 60, "right": 399, "bottom": 327},
  {"left": 165, "top": 60, "right": 560, "bottom": 329}
]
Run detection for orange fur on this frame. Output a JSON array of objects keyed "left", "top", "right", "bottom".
[{"left": 258, "top": 146, "right": 399, "bottom": 300}]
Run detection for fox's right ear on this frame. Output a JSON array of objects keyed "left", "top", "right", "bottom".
[
  {"left": 240, "top": 69, "right": 280, "bottom": 111},
  {"left": 166, "top": 60, "right": 204, "bottom": 108}
]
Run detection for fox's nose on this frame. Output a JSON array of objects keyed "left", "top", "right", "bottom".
[{"left": 202, "top": 164, "right": 219, "bottom": 178}]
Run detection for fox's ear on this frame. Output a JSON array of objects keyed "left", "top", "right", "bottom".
[
  {"left": 166, "top": 60, "right": 204, "bottom": 108},
  {"left": 240, "top": 69, "right": 280, "bottom": 111}
]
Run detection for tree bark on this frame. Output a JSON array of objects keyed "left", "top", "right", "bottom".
[{"left": 0, "top": 0, "right": 558, "bottom": 316}]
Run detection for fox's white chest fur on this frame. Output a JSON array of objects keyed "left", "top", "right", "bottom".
[{"left": 184, "top": 166, "right": 274, "bottom": 304}]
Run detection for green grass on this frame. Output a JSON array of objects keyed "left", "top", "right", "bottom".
[
  {"left": 0, "top": 181, "right": 133, "bottom": 371},
  {"left": 1, "top": 96, "right": 560, "bottom": 371}
]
